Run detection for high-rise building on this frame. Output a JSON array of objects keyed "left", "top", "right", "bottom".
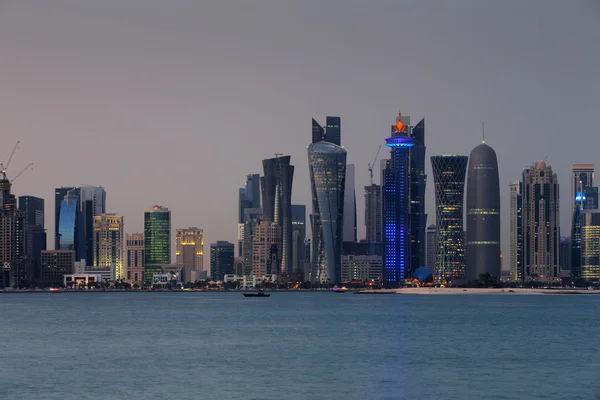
[
  {"left": 242, "top": 208, "right": 263, "bottom": 275},
  {"left": 238, "top": 174, "right": 260, "bottom": 223},
  {"left": 144, "top": 206, "right": 171, "bottom": 282},
  {"left": 210, "top": 241, "right": 234, "bottom": 281},
  {"left": 40, "top": 250, "right": 74, "bottom": 287},
  {"left": 343, "top": 164, "right": 357, "bottom": 242},
  {"left": 81, "top": 186, "right": 106, "bottom": 264},
  {"left": 312, "top": 116, "right": 342, "bottom": 146},
  {"left": 509, "top": 181, "right": 523, "bottom": 282},
  {"left": 522, "top": 161, "right": 560, "bottom": 283},
  {"left": 408, "top": 118, "right": 427, "bottom": 273},
  {"left": 570, "top": 164, "right": 597, "bottom": 279},
  {"left": 382, "top": 112, "right": 415, "bottom": 286},
  {"left": 126, "top": 233, "right": 144, "bottom": 282},
  {"left": 426, "top": 224, "right": 437, "bottom": 270},
  {"left": 341, "top": 242, "right": 382, "bottom": 283},
  {"left": 291, "top": 205, "right": 306, "bottom": 277},
  {"left": 559, "top": 236, "right": 571, "bottom": 275},
  {"left": 176, "top": 227, "right": 204, "bottom": 281},
  {"left": 581, "top": 210, "right": 600, "bottom": 280},
  {"left": 465, "top": 142, "right": 501, "bottom": 282},
  {"left": 55, "top": 187, "right": 78, "bottom": 251},
  {"left": 93, "top": 213, "right": 124, "bottom": 279},
  {"left": 0, "top": 176, "right": 28, "bottom": 287},
  {"left": 261, "top": 156, "right": 294, "bottom": 275},
  {"left": 252, "top": 221, "right": 281, "bottom": 276},
  {"left": 57, "top": 189, "right": 84, "bottom": 259},
  {"left": 364, "top": 184, "right": 382, "bottom": 244},
  {"left": 18, "top": 196, "right": 46, "bottom": 283},
  {"left": 431, "top": 155, "right": 468, "bottom": 283},
  {"left": 308, "top": 141, "right": 347, "bottom": 284},
  {"left": 571, "top": 164, "right": 594, "bottom": 218}
]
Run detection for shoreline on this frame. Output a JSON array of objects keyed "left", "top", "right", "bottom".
[{"left": 354, "top": 287, "right": 600, "bottom": 295}]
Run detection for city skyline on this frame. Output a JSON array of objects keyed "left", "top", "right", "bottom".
[{"left": 1, "top": 1, "right": 599, "bottom": 271}]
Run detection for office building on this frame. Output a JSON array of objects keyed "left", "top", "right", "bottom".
[
  {"left": 364, "top": 184, "right": 382, "bottom": 243},
  {"left": 252, "top": 221, "right": 281, "bottom": 276},
  {"left": 0, "top": 176, "right": 28, "bottom": 287},
  {"left": 93, "top": 213, "right": 124, "bottom": 280},
  {"left": 408, "top": 118, "right": 427, "bottom": 273},
  {"left": 581, "top": 210, "right": 600, "bottom": 280},
  {"left": 210, "top": 241, "right": 234, "bottom": 281},
  {"left": 261, "top": 156, "right": 294, "bottom": 275},
  {"left": 238, "top": 173, "right": 261, "bottom": 224},
  {"left": 465, "top": 142, "right": 501, "bottom": 282},
  {"left": 308, "top": 140, "right": 347, "bottom": 284},
  {"left": 522, "top": 161, "right": 560, "bottom": 283},
  {"left": 57, "top": 189, "right": 84, "bottom": 260},
  {"left": 80, "top": 186, "right": 106, "bottom": 264},
  {"left": 343, "top": 164, "right": 357, "bottom": 242},
  {"left": 126, "top": 233, "right": 144, "bottom": 283},
  {"left": 144, "top": 206, "right": 171, "bottom": 282},
  {"left": 176, "top": 227, "right": 204, "bottom": 281},
  {"left": 291, "top": 204, "right": 306, "bottom": 277},
  {"left": 570, "top": 164, "right": 598, "bottom": 279},
  {"left": 571, "top": 164, "right": 595, "bottom": 217},
  {"left": 509, "top": 181, "right": 523, "bottom": 282},
  {"left": 559, "top": 236, "right": 571, "bottom": 275},
  {"left": 426, "top": 224, "right": 437, "bottom": 270},
  {"left": 18, "top": 196, "right": 46, "bottom": 283},
  {"left": 341, "top": 242, "right": 382, "bottom": 282},
  {"left": 312, "top": 116, "right": 341, "bottom": 146},
  {"left": 55, "top": 187, "right": 79, "bottom": 251},
  {"left": 41, "top": 250, "right": 75, "bottom": 287},
  {"left": 431, "top": 155, "right": 468, "bottom": 283},
  {"left": 382, "top": 112, "right": 414, "bottom": 286}
]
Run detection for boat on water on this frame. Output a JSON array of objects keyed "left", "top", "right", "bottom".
[
  {"left": 332, "top": 286, "right": 348, "bottom": 293},
  {"left": 243, "top": 290, "right": 270, "bottom": 297}
]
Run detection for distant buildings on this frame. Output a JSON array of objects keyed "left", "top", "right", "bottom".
[
  {"left": 364, "top": 184, "right": 382, "bottom": 244},
  {"left": 291, "top": 205, "right": 306, "bottom": 278},
  {"left": 343, "top": 164, "right": 357, "bottom": 242},
  {"left": 126, "top": 233, "right": 144, "bottom": 283},
  {"left": 176, "top": 227, "right": 204, "bottom": 281},
  {"left": 522, "top": 161, "right": 560, "bottom": 283},
  {"left": 509, "top": 181, "right": 523, "bottom": 282},
  {"left": 431, "top": 155, "right": 468, "bottom": 284},
  {"left": 0, "top": 176, "right": 27, "bottom": 287},
  {"left": 252, "top": 222, "right": 280, "bottom": 276},
  {"left": 210, "top": 241, "right": 234, "bottom": 281},
  {"left": 144, "top": 206, "right": 171, "bottom": 282},
  {"left": 382, "top": 112, "right": 414, "bottom": 286},
  {"left": 93, "top": 213, "right": 124, "bottom": 280},
  {"left": 18, "top": 196, "right": 46, "bottom": 284},
  {"left": 465, "top": 142, "right": 501, "bottom": 282}
]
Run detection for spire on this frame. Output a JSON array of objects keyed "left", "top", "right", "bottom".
[{"left": 482, "top": 122, "right": 485, "bottom": 144}]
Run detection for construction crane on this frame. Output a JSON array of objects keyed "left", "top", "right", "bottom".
[
  {"left": 0, "top": 141, "right": 33, "bottom": 183},
  {"left": 367, "top": 144, "right": 382, "bottom": 186}
]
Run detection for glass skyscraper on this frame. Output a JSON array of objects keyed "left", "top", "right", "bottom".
[
  {"left": 58, "top": 190, "right": 84, "bottom": 260},
  {"left": 210, "top": 241, "right": 234, "bottom": 281},
  {"left": 144, "top": 206, "right": 171, "bottom": 282},
  {"left": 308, "top": 141, "right": 347, "bottom": 284},
  {"left": 409, "top": 118, "right": 427, "bottom": 273},
  {"left": 431, "top": 155, "right": 468, "bottom": 284},
  {"left": 383, "top": 113, "right": 415, "bottom": 287},
  {"left": 18, "top": 196, "right": 46, "bottom": 283}
]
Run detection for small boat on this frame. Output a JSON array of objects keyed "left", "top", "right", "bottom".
[
  {"left": 332, "top": 286, "right": 348, "bottom": 293},
  {"left": 243, "top": 291, "right": 270, "bottom": 297}
]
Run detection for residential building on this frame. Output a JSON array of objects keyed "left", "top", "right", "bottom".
[
  {"left": 126, "top": 233, "right": 144, "bottom": 283},
  {"left": 0, "top": 177, "right": 28, "bottom": 287},
  {"left": 176, "top": 227, "right": 204, "bottom": 281},
  {"left": 242, "top": 208, "right": 263, "bottom": 275},
  {"left": 93, "top": 213, "right": 124, "bottom": 279},
  {"left": 252, "top": 221, "right": 281, "bottom": 276}
]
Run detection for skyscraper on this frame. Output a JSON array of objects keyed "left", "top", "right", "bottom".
[
  {"left": 93, "top": 213, "right": 124, "bottom": 279},
  {"left": 261, "top": 156, "right": 294, "bottom": 275},
  {"left": 408, "top": 118, "right": 427, "bottom": 273},
  {"left": 58, "top": 189, "right": 84, "bottom": 259},
  {"left": 144, "top": 206, "right": 171, "bottom": 282},
  {"left": 465, "top": 142, "right": 501, "bottom": 282},
  {"left": 581, "top": 210, "right": 600, "bottom": 280},
  {"left": 364, "top": 184, "right": 382, "bottom": 243},
  {"left": 343, "top": 164, "right": 357, "bottom": 242},
  {"left": 0, "top": 176, "right": 27, "bottom": 287},
  {"left": 18, "top": 196, "right": 46, "bottom": 283},
  {"left": 210, "top": 241, "right": 234, "bottom": 281},
  {"left": 252, "top": 221, "right": 281, "bottom": 276},
  {"left": 308, "top": 141, "right": 347, "bottom": 284},
  {"left": 126, "top": 233, "right": 144, "bottom": 282},
  {"left": 312, "top": 116, "right": 342, "bottom": 146},
  {"left": 176, "top": 227, "right": 204, "bottom": 280},
  {"left": 431, "top": 155, "right": 468, "bottom": 284},
  {"left": 522, "top": 161, "right": 560, "bottom": 283},
  {"left": 291, "top": 204, "right": 306, "bottom": 277},
  {"left": 571, "top": 164, "right": 594, "bottom": 217},
  {"left": 242, "top": 207, "right": 263, "bottom": 275},
  {"left": 238, "top": 174, "right": 260, "bottom": 223},
  {"left": 509, "top": 181, "right": 523, "bottom": 282},
  {"left": 426, "top": 224, "right": 437, "bottom": 270},
  {"left": 570, "top": 164, "right": 597, "bottom": 279},
  {"left": 383, "top": 112, "right": 415, "bottom": 286}
]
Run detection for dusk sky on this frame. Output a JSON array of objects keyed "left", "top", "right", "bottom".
[{"left": 1, "top": 0, "right": 599, "bottom": 268}]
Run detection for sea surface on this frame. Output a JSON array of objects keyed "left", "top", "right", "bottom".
[{"left": 0, "top": 292, "right": 599, "bottom": 400}]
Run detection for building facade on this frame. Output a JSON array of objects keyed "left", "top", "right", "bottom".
[
  {"left": 176, "top": 227, "right": 204, "bottom": 281},
  {"left": 252, "top": 221, "right": 281, "bottom": 276},
  {"left": 409, "top": 118, "right": 427, "bottom": 273},
  {"left": 18, "top": 196, "right": 46, "bottom": 284},
  {"left": 509, "top": 181, "right": 523, "bottom": 282},
  {"left": 57, "top": 189, "right": 84, "bottom": 259},
  {"left": 364, "top": 184, "right": 382, "bottom": 244},
  {"left": 308, "top": 140, "right": 347, "bottom": 284},
  {"left": 465, "top": 143, "right": 501, "bottom": 282},
  {"left": 144, "top": 206, "right": 171, "bottom": 282},
  {"left": 242, "top": 208, "right": 263, "bottom": 275},
  {"left": 126, "top": 233, "right": 144, "bottom": 283},
  {"left": 522, "top": 161, "right": 560, "bottom": 283},
  {"left": 382, "top": 112, "right": 415, "bottom": 286},
  {"left": 0, "top": 177, "right": 28, "bottom": 288},
  {"left": 431, "top": 155, "right": 468, "bottom": 284},
  {"left": 426, "top": 224, "right": 437, "bottom": 270},
  {"left": 291, "top": 204, "right": 306, "bottom": 277},
  {"left": 41, "top": 250, "right": 75, "bottom": 287},
  {"left": 581, "top": 210, "right": 600, "bottom": 280},
  {"left": 343, "top": 164, "right": 357, "bottom": 242},
  {"left": 210, "top": 241, "right": 234, "bottom": 281},
  {"left": 93, "top": 213, "right": 124, "bottom": 279}
]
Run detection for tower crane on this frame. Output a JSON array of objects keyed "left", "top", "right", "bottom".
[
  {"left": 367, "top": 144, "right": 382, "bottom": 186},
  {"left": 0, "top": 141, "right": 33, "bottom": 183}
]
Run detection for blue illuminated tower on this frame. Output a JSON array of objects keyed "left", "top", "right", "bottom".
[{"left": 383, "top": 112, "right": 415, "bottom": 287}]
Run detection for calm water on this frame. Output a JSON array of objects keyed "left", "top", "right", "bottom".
[{"left": 0, "top": 292, "right": 599, "bottom": 400}]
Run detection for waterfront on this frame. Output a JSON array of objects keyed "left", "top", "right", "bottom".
[{"left": 1, "top": 292, "right": 599, "bottom": 399}]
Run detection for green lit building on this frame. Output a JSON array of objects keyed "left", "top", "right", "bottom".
[{"left": 144, "top": 205, "right": 171, "bottom": 282}]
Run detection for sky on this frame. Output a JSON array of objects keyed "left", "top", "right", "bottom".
[{"left": 1, "top": 0, "right": 599, "bottom": 269}]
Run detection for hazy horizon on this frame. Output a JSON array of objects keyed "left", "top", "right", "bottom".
[{"left": 1, "top": 0, "right": 599, "bottom": 269}]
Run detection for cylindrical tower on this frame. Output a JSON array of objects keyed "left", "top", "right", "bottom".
[{"left": 466, "top": 144, "right": 501, "bottom": 282}]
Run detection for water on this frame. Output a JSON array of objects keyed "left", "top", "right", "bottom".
[{"left": 0, "top": 292, "right": 599, "bottom": 400}]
